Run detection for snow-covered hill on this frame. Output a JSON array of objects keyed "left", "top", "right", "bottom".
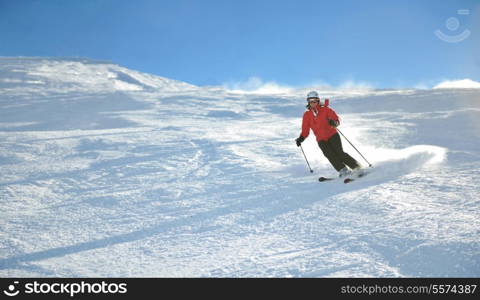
[{"left": 0, "top": 57, "right": 479, "bottom": 277}]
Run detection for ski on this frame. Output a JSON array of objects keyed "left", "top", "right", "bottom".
[
  {"left": 320, "top": 169, "right": 371, "bottom": 183},
  {"left": 343, "top": 170, "right": 368, "bottom": 184},
  {"left": 318, "top": 176, "right": 335, "bottom": 182}
]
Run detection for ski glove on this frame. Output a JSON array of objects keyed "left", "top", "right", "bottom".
[
  {"left": 295, "top": 136, "right": 305, "bottom": 147},
  {"left": 328, "top": 119, "right": 339, "bottom": 127}
]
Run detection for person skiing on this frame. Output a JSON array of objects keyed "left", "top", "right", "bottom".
[{"left": 295, "top": 91, "right": 361, "bottom": 177}]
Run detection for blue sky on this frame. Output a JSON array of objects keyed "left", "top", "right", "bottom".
[{"left": 1, "top": 0, "right": 479, "bottom": 88}]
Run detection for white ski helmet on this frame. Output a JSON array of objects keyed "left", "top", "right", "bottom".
[
  {"left": 306, "top": 91, "right": 319, "bottom": 99},
  {"left": 306, "top": 90, "right": 324, "bottom": 106}
]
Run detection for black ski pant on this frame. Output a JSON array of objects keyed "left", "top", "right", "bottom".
[{"left": 318, "top": 133, "right": 359, "bottom": 172}]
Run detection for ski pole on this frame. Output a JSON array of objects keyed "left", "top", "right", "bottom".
[
  {"left": 336, "top": 128, "right": 373, "bottom": 167},
  {"left": 300, "top": 145, "right": 314, "bottom": 173}
]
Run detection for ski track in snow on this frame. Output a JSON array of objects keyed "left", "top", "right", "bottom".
[{"left": 0, "top": 58, "right": 479, "bottom": 277}]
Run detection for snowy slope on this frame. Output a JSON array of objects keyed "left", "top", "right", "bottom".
[{"left": 0, "top": 57, "right": 479, "bottom": 277}]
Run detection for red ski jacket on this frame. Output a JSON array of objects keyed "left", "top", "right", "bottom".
[{"left": 300, "top": 102, "right": 339, "bottom": 142}]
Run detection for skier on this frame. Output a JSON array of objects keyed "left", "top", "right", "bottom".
[{"left": 295, "top": 91, "right": 361, "bottom": 178}]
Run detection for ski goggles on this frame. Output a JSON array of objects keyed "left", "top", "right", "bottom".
[{"left": 308, "top": 98, "right": 320, "bottom": 104}]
